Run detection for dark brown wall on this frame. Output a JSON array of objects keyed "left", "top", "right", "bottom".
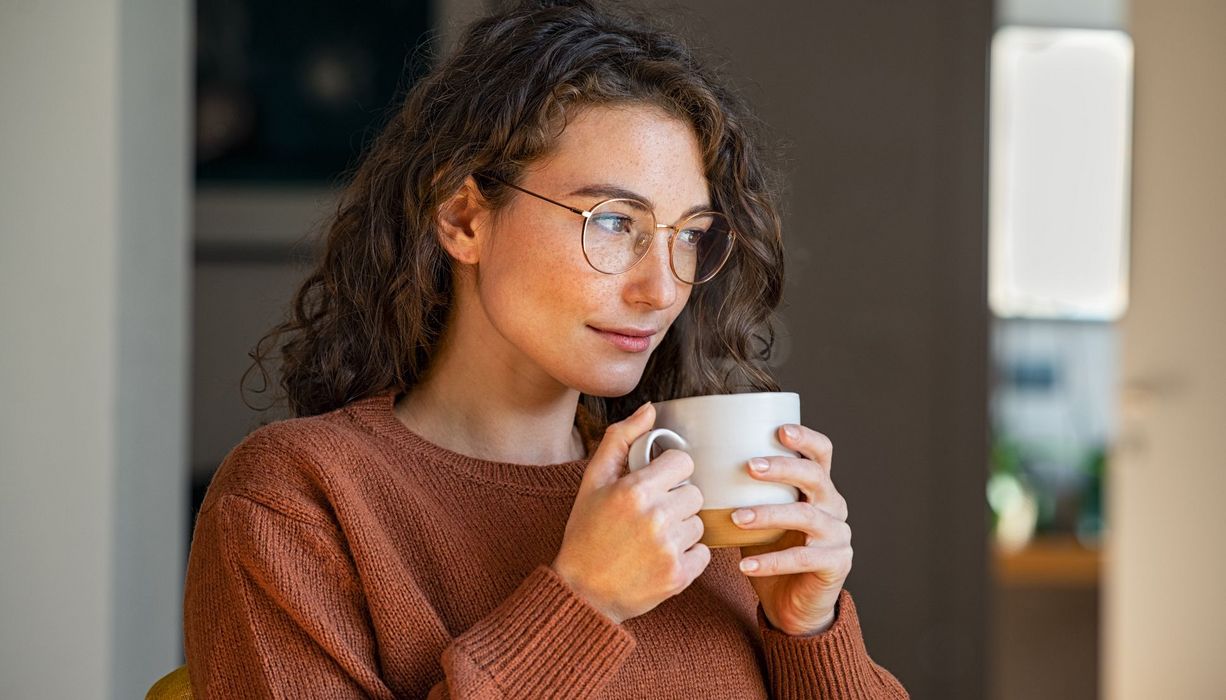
[{"left": 651, "top": 2, "right": 993, "bottom": 697}]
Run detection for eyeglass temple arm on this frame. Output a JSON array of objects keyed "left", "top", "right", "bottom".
[{"left": 474, "top": 173, "right": 589, "bottom": 217}]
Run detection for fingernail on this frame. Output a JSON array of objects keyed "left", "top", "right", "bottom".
[
  {"left": 740, "top": 559, "right": 759, "bottom": 572},
  {"left": 749, "top": 458, "right": 769, "bottom": 472},
  {"left": 634, "top": 401, "right": 651, "bottom": 417},
  {"left": 783, "top": 425, "right": 799, "bottom": 440},
  {"left": 731, "top": 509, "right": 755, "bottom": 525}
]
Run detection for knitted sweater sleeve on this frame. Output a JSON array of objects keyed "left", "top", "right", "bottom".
[
  {"left": 757, "top": 588, "right": 909, "bottom": 698},
  {"left": 183, "top": 493, "right": 636, "bottom": 699}
]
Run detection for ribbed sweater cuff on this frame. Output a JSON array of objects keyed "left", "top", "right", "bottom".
[
  {"left": 759, "top": 588, "right": 903, "bottom": 699},
  {"left": 453, "top": 563, "right": 636, "bottom": 699}
]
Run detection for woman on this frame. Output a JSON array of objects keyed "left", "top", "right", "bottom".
[{"left": 183, "top": 0, "right": 909, "bottom": 697}]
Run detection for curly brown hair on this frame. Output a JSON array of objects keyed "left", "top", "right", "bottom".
[{"left": 243, "top": 0, "right": 787, "bottom": 431}]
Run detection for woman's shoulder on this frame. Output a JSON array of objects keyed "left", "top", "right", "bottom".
[{"left": 196, "top": 405, "right": 378, "bottom": 525}]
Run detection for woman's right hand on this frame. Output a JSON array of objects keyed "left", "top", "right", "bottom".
[{"left": 551, "top": 402, "right": 711, "bottom": 625}]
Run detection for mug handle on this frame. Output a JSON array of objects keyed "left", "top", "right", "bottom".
[{"left": 628, "top": 428, "right": 692, "bottom": 487}]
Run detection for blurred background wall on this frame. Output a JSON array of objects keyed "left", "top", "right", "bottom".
[
  {"left": 0, "top": 1, "right": 190, "bottom": 698},
  {"left": 1105, "top": 0, "right": 1226, "bottom": 695}
]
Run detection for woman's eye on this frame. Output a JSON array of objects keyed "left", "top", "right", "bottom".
[
  {"left": 677, "top": 228, "right": 704, "bottom": 246},
  {"left": 592, "top": 214, "right": 634, "bottom": 234}
]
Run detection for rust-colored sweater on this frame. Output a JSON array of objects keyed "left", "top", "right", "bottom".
[{"left": 183, "top": 389, "right": 908, "bottom": 698}]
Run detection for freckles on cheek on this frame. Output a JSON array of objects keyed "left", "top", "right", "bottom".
[{"left": 518, "top": 270, "right": 589, "bottom": 332}]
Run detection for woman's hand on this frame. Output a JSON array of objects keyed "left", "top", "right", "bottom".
[
  {"left": 552, "top": 403, "right": 711, "bottom": 625},
  {"left": 735, "top": 424, "right": 852, "bottom": 636}
]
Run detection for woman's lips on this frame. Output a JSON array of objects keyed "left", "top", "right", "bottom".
[{"left": 589, "top": 326, "right": 654, "bottom": 353}]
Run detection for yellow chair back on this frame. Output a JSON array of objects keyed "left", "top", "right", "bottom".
[{"left": 146, "top": 665, "right": 192, "bottom": 700}]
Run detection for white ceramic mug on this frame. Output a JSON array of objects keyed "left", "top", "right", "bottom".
[{"left": 628, "top": 392, "right": 801, "bottom": 548}]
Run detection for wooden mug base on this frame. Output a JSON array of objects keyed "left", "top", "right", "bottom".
[{"left": 698, "top": 507, "right": 787, "bottom": 549}]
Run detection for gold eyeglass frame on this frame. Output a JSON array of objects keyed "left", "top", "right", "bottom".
[{"left": 475, "top": 172, "right": 736, "bottom": 285}]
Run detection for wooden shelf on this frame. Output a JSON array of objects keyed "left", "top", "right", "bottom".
[{"left": 992, "top": 534, "right": 1101, "bottom": 587}]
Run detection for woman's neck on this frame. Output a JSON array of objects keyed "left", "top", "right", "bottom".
[{"left": 392, "top": 320, "right": 587, "bottom": 465}]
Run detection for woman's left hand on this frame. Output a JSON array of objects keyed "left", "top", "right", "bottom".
[{"left": 735, "top": 424, "right": 852, "bottom": 636}]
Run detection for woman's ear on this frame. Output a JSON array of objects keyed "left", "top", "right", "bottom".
[{"left": 436, "top": 175, "right": 490, "bottom": 265}]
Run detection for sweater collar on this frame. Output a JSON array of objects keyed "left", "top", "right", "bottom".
[{"left": 342, "top": 389, "right": 591, "bottom": 495}]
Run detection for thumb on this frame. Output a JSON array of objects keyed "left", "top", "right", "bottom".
[{"left": 580, "top": 401, "right": 655, "bottom": 493}]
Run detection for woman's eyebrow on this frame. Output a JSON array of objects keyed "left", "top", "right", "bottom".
[{"left": 567, "top": 183, "right": 712, "bottom": 219}]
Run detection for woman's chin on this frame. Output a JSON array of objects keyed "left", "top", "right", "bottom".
[{"left": 565, "top": 365, "right": 645, "bottom": 398}]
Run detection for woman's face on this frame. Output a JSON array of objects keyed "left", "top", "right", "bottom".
[{"left": 475, "top": 103, "right": 708, "bottom": 398}]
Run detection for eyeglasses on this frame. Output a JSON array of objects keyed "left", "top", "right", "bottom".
[{"left": 475, "top": 173, "right": 736, "bottom": 285}]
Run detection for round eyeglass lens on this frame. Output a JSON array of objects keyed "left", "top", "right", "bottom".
[
  {"left": 582, "top": 199, "right": 654, "bottom": 274},
  {"left": 670, "top": 212, "right": 733, "bottom": 284}
]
